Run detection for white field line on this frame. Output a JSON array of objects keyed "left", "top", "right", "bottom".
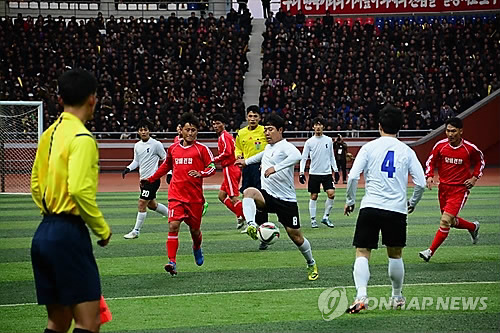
[{"left": 1, "top": 280, "right": 498, "bottom": 308}]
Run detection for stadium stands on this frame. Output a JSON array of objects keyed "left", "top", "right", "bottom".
[
  {"left": 0, "top": 11, "right": 252, "bottom": 134},
  {"left": 260, "top": 14, "right": 500, "bottom": 132}
]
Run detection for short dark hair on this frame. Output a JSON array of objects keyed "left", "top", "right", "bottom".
[
  {"left": 137, "top": 119, "right": 153, "bottom": 131},
  {"left": 263, "top": 114, "right": 285, "bottom": 132},
  {"left": 312, "top": 117, "right": 326, "bottom": 126},
  {"left": 445, "top": 117, "right": 463, "bottom": 129},
  {"left": 212, "top": 113, "right": 226, "bottom": 123},
  {"left": 180, "top": 112, "right": 200, "bottom": 129},
  {"left": 58, "top": 69, "right": 97, "bottom": 106},
  {"left": 378, "top": 104, "right": 403, "bottom": 134},
  {"left": 246, "top": 105, "right": 260, "bottom": 115}
]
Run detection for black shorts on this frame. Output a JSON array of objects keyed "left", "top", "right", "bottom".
[
  {"left": 352, "top": 207, "right": 407, "bottom": 249},
  {"left": 308, "top": 174, "right": 335, "bottom": 193},
  {"left": 261, "top": 190, "right": 300, "bottom": 229},
  {"left": 140, "top": 179, "right": 161, "bottom": 200},
  {"left": 31, "top": 214, "right": 101, "bottom": 305},
  {"left": 241, "top": 163, "right": 261, "bottom": 193}
]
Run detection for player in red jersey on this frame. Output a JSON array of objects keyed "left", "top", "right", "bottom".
[
  {"left": 142, "top": 113, "right": 215, "bottom": 275},
  {"left": 419, "top": 117, "right": 485, "bottom": 262},
  {"left": 212, "top": 113, "right": 245, "bottom": 228}
]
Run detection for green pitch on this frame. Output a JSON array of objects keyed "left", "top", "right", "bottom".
[{"left": 0, "top": 187, "right": 499, "bottom": 332}]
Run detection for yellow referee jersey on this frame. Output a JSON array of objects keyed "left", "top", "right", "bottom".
[
  {"left": 31, "top": 112, "right": 110, "bottom": 240},
  {"left": 234, "top": 125, "right": 267, "bottom": 159}
]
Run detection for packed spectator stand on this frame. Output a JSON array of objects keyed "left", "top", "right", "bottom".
[
  {"left": 0, "top": 10, "right": 252, "bottom": 135},
  {"left": 260, "top": 12, "right": 500, "bottom": 133}
]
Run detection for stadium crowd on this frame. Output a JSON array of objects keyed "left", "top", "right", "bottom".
[
  {"left": 260, "top": 12, "right": 500, "bottom": 132},
  {"left": 0, "top": 11, "right": 252, "bottom": 134}
]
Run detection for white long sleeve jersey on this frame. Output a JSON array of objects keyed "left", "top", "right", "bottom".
[
  {"left": 246, "top": 139, "right": 301, "bottom": 202},
  {"left": 346, "top": 136, "right": 426, "bottom": 214},
  {"left": 299, "top": 134, "right": 338, "bottom": 175},
  {"left": 127, "top": 138, "right": 166, "bottom": 179}
]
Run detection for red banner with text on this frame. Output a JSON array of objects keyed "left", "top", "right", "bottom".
[{"left": 281, "top": 0, "right": 500, "bottom": 15}]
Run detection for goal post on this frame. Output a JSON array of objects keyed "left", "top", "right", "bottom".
[{"left": 0, "top": 101, "right": 43, "bottom": 193}]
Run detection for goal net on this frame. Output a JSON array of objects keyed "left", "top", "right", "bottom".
[{"left": 0, "top": 101, "right": 43, "bottom": 193}]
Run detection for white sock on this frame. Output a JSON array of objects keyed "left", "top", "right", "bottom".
[
  {"left": 298, "top": 237, "right": 315, "bottom": 265},
  {"left": 388, "top": 258, "right": 404, "bottom": 297},
  {"left": 353, "top": 256, "right": 370, "bottom": 299},
  {"left": 242, "top": 198, "right": 256, "bottom": 225},
  {"left": 309, "top": 199, "right": 317, "bottom": 220},
  {"left": 134, "top": 212, "right": 147, "bottom": 232},
  {"left": 153, "top": 203, "right": 169, "bottom": 217},
  {"left": 323, "top": 198, "right": 334, "bottom": 219}
]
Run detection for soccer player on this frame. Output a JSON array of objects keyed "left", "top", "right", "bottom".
[
  {"left": 235, "top": 114, "right": 319, "bottom": 281},
  {"left": 212, "top": 113, "right": 245, "bottom": 228},
  {"left": 419, "top": 117, "right": 484, "bottom": 262},
  {"left": 299, "top": 117, "right": 338, "bottom": 228},
  {"left": 142, "top": 113, "right": 215, "bottom": 276},
  {"left": 122, "top": 119, "right": 169, "bottom": 239},
  {"left": 344, "top": 105, "right": 426, "bottom": 313},
  {"left": 30, "top": 69, "right": 112, "bottom": 333}
]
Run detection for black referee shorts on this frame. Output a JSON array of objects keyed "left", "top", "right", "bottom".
[
  {"left": 352, "top": 207, "right": 407, "bottom": 249},
  {"left": 31, "top": 214, "right": 101, "bottom": 305}
]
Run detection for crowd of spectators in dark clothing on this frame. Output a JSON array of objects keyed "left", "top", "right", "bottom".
[
  {"left": 260, "top": 11, "right": 500, "bottom": 133},
  {"left": 0, "top": 11, "right": 252, "bottom": 135}
]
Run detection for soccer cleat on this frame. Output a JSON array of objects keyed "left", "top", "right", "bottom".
[
  {"left": 346, "top": 297, "right": 367, "bottom": 314},
  {"left": 307, "top": 263, "right": 319, "bottom": 281},
  {"left": 246, "top": 223, "right": 258, "bottom": 240},
  {"left": 419, "top": 248, "right": 433, "bottom": 262},
  {"left": 164, "top": 261, "right": 177, "bottom": 276},
  {"left": 236, "top": 216, "right": 246, "bottom": 229},
  {"left": 311, "top": 219, "right": 318, "bottom": 228},
  {"left": 202, "top": 202, "right": 209, "bottom": 216},
  {"left": 193, "top": 247, "right": 204, "bottom": 266},
  {"left": 469, "top": 221, "right": 480, "bottom": 244},
  {"left": 123, "top": 230, "right": 139, "bottom": 239},
  {"left": 321, "top": 218, "right": 335, "bottom": 228},
  {"left": 391, "top": 296, "right": 406, "bottom": 309},
  {"left": 259, "top": 241, "right": 269, "bottom": 250}
]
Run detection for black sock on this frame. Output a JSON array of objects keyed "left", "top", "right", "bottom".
[{"left": 73, "top": 329, "right": 94, "bottom": 333}]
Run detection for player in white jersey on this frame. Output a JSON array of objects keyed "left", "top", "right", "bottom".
[
  {"left": 235, "top": 114, "right": 319, "bottom": 281},
  {"left": 299, "top": 117, "right": 338, "bottom": 228},
  {"left": 122, "top": 119, "right": 169, "bottom": 239},
  {"left": 344, "top": 105, "right": 426, "bottom": 313}
]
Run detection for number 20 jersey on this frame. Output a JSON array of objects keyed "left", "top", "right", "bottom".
[{"left": 348, "top": 136, "right": 426, "bottom": 214}]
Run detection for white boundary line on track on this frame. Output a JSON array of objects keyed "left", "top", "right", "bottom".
[{"left": 2, "top": 280, "right": 498, "bottom": 308}]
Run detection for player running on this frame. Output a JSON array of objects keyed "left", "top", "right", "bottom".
[
  {"left": 344, "top": 105, "right": 426, "bottom": 313},
  {"left": 299, "top": 117, "right": 338, "bottom": 228},
  {"left": 142, "top": 113, "right": 215, "bottom": 276},
  {"left": 235, "top": 114, "right": 319, "bottom": 281},
  {"left": 122, "top": 119, "right": 169, "bottom": 239},
  {"left": 419, "top": 117, "right": 484, "bottom": 262},
  {"left": 212, "top": 113, "right": 245, "bottom": 228}
]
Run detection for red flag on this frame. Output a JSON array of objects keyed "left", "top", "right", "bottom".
[{"left": 100, "top": 295, "right": 112, "bottom": 324}]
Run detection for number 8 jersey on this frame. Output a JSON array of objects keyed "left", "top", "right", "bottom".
[{"left": 346, "top": 136, "right": 426, "bottom": 214}]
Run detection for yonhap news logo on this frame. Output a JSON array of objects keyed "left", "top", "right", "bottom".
[{"left": 317, "top": 287, "right": 349, "bottom": 321}]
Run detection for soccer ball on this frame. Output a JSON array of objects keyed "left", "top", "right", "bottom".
[{"left": 257, "top": 222, "right": 280, "bottom": 244}]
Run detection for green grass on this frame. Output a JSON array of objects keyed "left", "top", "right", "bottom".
[{"left": 0, "top": 187, "right": 499, "bottom": 333}]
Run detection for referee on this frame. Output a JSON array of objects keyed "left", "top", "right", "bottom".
[{"left": 30, "top": 69, "right": 112, "bottom": 333}]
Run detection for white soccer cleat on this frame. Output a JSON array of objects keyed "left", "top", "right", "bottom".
[
  {"left": 469, "top": 221, "right": 480, "bottom": 244},
  {"left": 391, "top": 296, "right": 406, "bottom": 309},
  {"left": 236, "top": 216, "right": 246, "bottom": 230},
  {"left": 311, "top": 219, "right": 318, "bottom": 228},
  {"left": 124, "top": 230, "right": 139, "bottom": 239},
  {"left": 419, "top": 248, "right": 432, "bottom": 262}
]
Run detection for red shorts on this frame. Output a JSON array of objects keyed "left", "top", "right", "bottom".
[
  {"left": 220, "top": 165, "right": 241, "bottom": 197},
  {"left": 438, "top": 183, "right": 469, "bottom": 217},
  {"left": 167, "top": 200, "right": 203, "bottom": 229}
]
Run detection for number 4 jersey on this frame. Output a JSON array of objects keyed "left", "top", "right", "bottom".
[{"left": 347, "top": 136, "right": 426, "bottom": 214}]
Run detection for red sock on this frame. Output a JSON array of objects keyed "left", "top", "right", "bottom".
[
  {"left": 192, "top": 230, "right": 202, "bottom": 250},
  {"left": 429, "top": 227, "right": 450, "bottom": 254},
  {"left": 223, "top": 197, "right": 243, "bottom": 218},
  {"left": 167, "top": 232, "right": 179, "bottom": 263},
  {"left": 454, "top": 217, "right": 476, "bottom": 232}
]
